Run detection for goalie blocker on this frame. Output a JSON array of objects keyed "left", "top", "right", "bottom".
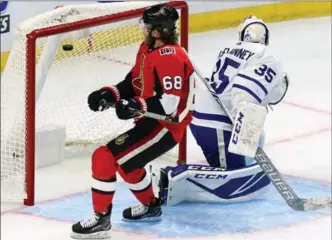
[{"left": 229, "top": 101, "right": 267, "bottom": 158}]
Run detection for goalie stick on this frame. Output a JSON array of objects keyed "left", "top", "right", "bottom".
[
  {"left": 191, "top": 62, "right": 332, "bottom": 211},
  {"left": 99, "top": 99, "right": 180, "bottom": 123}
]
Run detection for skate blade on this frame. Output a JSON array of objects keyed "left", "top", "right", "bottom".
[
  {"left": 121, "top": 216, "right": 162, "bottom": 222},
  {"left": 70, "top": 230, "right": 111, "bottom": 239}
]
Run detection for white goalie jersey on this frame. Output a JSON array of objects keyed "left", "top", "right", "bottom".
[
  {"left": 192, "top": 41, "right": 289, "bottom": 131},
  {"left": 159, "top": 16, "right": 289, "bottom": 206}
]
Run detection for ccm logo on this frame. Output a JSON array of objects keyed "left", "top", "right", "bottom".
[
  {"left": 0, "top": 15, "right": 10, "bottom": 33},
  {"left": 232, "top": 112, "right": 244, "bottom": 144},
  {"left": 194, "top": 174, "right": 227, "bottom": 180}
]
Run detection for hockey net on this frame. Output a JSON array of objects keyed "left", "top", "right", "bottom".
[{"left": 1, "top": 1, "right": 188, "bottom": 205}]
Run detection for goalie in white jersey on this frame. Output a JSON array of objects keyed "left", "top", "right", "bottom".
[{"left": 155, "top": 16, "right": 289, "bottom": 206}]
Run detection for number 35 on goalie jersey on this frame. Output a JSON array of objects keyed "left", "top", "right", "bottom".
[
  {"left": 208, "top": 41, "right": 288, "bottom": 108},
  {"left": 129, "top": 43, "right": 196, "bottom": 142}
]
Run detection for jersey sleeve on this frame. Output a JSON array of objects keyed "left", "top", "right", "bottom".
[
  {"left": 231, "top": 54, "right": 283, "bottom": 108},
  {"left": 145, "top": 51, "right": 195, "bottom": 121},
  {"left": 115, "top": 71, "right": 136, "bottom": 99}
]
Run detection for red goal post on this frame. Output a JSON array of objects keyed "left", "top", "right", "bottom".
[{"left": 3, "top": 1, "right": 189, "bottom": 206}]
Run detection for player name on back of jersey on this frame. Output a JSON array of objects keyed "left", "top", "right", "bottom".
[{"left": 218, "top": 46, "right": 255, "bottom": 61}]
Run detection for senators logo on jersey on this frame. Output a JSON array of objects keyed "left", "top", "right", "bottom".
[{"left": 115, "top": 134, "right": 129, "bottom": 145}]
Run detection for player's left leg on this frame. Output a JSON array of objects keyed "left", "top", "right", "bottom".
[
  {"left": 116, "top": 167, "right": 163, "bottom": 222},
  {"left": 106, "top": 117, "right": 178, "bottom": 222},
  {"left": 71, "top": 118, "right": 177, "bottom": 239}
]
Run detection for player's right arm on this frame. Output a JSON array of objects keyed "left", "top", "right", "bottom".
[{"left": 87, "top": 70, "right": 137, "bottom": 112}]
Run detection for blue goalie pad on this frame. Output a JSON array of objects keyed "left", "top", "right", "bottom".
[{"left": 162, "top": 164, "right": 271, "bottom": 206}]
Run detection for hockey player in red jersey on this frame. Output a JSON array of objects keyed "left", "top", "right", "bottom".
[{"left": 71, "top": 3, "right": 195, "bottom": 239}]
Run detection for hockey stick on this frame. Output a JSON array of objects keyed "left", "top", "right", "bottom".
[
  {"left": 192, "top": 64, "right": 332, "bottom": 211},
  {"left": 99, "top": 99, "right": 180, "bottom": 123}
]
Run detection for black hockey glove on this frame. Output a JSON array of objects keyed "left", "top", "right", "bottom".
[
  {"left": 88, "top": 86, "right": 120, "bottom": 112},
  {"left": 115, "top": 97, "right": 147, "bottom": 120}
]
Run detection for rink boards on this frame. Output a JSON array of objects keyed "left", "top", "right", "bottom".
[{"left": 0, "top": 1, "right": 331, "bottom": 72}]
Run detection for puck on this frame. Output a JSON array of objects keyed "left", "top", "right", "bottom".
[
  {"left": 12, "top": 152, "right": 21, "bottom": 158},
  {"left": 63, "top": 44, "right": 73, "bottom": 51}
]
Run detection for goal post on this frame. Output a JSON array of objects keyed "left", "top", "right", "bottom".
[{"left": 1, "top": 1, "right": 189, "bottom": 206}]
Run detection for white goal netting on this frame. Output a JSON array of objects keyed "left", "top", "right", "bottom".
[{"left": 1, "top": 1, "right": 186, "bottom": 203}]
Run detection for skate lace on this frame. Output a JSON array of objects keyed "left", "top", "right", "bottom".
[
  {"left": 80, "top": 214, "right": 99, "bottom": 228},
  {"left": 131, "top": 205, "right": 148, "bottom": 217}
]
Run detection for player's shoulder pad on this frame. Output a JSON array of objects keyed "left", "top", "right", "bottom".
[
  {"left": 138, "top": 41, "right": 149, "bottom": 52},
  {"left": 139, "top": 41, "right": 147, "bottom": 47},
  {"left": 253, "top": 45, "right": 282, "bottom": 66},
  {"left": 240, "top": 41, "right": 265, "bottom": 53}
]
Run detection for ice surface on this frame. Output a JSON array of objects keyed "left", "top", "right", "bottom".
[{"left": 18, "top": 178, "right": 331, "bottom": 237}]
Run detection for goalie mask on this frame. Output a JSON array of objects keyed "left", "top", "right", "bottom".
[{"left": 238, "top": 15, "right": 269, "bottom": 46}]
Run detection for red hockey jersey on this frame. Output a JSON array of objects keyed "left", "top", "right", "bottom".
[{"left": 116, "top": 42, "right": 195, "bottom": 142}]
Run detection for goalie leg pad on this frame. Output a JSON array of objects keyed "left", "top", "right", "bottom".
[
  {"left": 163, "top": 164, "right": 271, "bottom": 206},
  {"left": 91, "top": 146, "right": 118, "bottom": 213}
]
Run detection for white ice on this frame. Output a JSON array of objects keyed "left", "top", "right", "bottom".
[{"left": 1, "top": 16, "right": 331, "bottom": 240}]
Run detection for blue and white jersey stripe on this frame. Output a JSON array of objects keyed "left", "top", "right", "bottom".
[{"left": 232, "top": 84, "right": 263, "bottom": 103}]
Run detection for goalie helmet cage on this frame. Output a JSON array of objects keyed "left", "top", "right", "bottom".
[{"left": 2, "top": 1, "right": 189, "bottom": 206}]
